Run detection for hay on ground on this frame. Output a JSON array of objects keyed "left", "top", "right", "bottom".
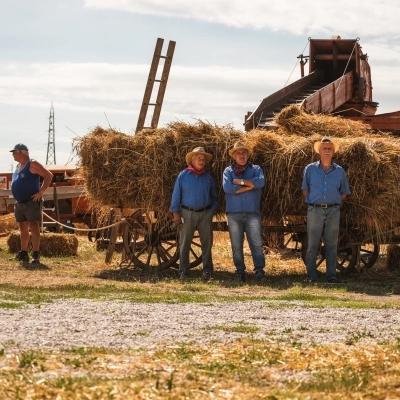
[{"left": 7, "top": 232, "right": 79, "bottom": 256}]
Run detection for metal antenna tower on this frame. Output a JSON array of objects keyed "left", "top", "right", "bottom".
[{"left": 46, "top": 102, "right": 56, "bottom": 165}]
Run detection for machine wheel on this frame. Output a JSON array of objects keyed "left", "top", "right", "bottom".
[
  {"left": 122, "top": 211, "right": 202, "bottom": 272},
  {"left": 301, "top": 226, "right": 359, "bottom": 274},
  {"left": 359, "top": 244, "right": 380, "bottom": 269}
]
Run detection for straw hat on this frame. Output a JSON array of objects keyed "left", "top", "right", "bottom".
[
  {"left": 185, "top": 147, "right": 213, "bottom": 164},
  {"left": 229, "top": 141, "right": 253, "bottom": 157},
  {"left": 314, "top": 136, "right": 339, "bottom": 153}
]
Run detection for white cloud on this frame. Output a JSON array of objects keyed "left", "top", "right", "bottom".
[
  {"left": 0, "top": 62, "right": 288, "bottom": 127},
  {"left": 0, "top": 59, "right": 398, "bottom": 132},
  {"left": 84, "top": 0, "right": 400, "bottom": 37}
]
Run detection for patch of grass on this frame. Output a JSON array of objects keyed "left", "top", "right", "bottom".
[
  {"left": 204, "top": 324, "right": 260, "bottom": 334},
  {"left": 18, "top": 351, "right": 47, "bottom": 370}
]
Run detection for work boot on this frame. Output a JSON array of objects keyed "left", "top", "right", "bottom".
[
  {"left": 235, "top": 272, "right": 246, "bottom": 283},
  {"left": 255, "top": 274, "right": 268, "bottom": 285},
  {"left": 201, "top": 271, "right": 212, "bottom": 282},
  {"left": 15, "top": 251, "right": 29, "bottom": 263},
  {"left": 179, "top": 271, "right": 188, "bottom": 280},
  {"left": 31, "top": 251, "right": 41, "bottom": 264}
]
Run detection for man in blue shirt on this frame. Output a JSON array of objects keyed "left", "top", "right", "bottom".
[
  {"left": 301, "top": 137, "right": 351, "bottom": 283},
  {"left": 10, "top": 143, "right": 53, "bottom": 264},
  {"left": 170, "top": 147, "right": 218, "bottom": 281},
  {"left": 223, "top": 141, "right": 266, "bottom": 283}
]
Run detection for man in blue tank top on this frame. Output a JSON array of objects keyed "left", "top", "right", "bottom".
[{"left": 10, "top": 144, "right": 53, "bottom": 264}]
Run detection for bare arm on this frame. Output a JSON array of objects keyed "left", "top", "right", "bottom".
[
  {"left": 29, "top": 161, "right": 53, "bottom": 201},
  {"left": 302, "top": 190, "right": 308, "bottom": 202}
]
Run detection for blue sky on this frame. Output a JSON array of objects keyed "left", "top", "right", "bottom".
[{"left": 1, "top": 0, "right": 399, "bottom": 172}]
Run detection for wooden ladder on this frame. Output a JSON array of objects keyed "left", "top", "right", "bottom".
[{"left": 135, "top": 38, "right": 176, "bottom": 133}]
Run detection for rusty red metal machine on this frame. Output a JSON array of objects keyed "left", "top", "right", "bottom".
[{"left": 244, "top": 36, "right": 400, "bottom": 134}]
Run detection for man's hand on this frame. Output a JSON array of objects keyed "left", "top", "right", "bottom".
[{"left": 173, "top": 212, "right": 182, "bottom": 226}]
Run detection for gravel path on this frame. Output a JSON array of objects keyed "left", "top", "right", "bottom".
[{"left": 1, "top": 299, "right": 400, "bottom": 351}]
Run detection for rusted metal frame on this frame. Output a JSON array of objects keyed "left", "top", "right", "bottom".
[
  {"left": 105, "top": 208, "right": 121, "bottom": 264},
  {"left": 151, "top": 40, "right": 176, "bottom": 129},
  {"left": 332, "top": 41, "right": 338, "bottom": 79},
  {"left": 136, "top": 38, "right": 164, "bottom": 133}
]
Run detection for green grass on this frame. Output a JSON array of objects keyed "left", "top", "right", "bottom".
[{"left": 1, "top": 282, "right": 400, "bottom": 309}]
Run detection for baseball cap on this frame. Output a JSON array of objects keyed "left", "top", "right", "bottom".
[{"left": 10, "top": 143, "right": 29, "bottom": 152}]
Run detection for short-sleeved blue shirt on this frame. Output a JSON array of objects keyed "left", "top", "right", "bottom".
[{"left": 301, "top": 161, "right": 350, "bottom": 204}]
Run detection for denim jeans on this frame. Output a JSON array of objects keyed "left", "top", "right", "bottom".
[
  {"left": 179, "top": 208, "right": 214, "bottom": 273},
  {"left": 227, "top": 212, "right": 265, "bottom": 276},
  {"left": 305, "top": 205, "right": 340, "bottom": 281}
]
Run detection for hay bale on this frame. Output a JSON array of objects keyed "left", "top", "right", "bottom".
[
  {"left": 74, "top": 121, "right": 242, "bottom": 220},
  {"left": 7, "top": 231, "right": 78, "bottom": 257},
  {"left": 273, "top": 104, "right": 373, "bottom": 137},
  {"left": 386, "top": 245, "right": 400, "bottom": 270},
  {"left": 75, "top": 108, "right": 400, "bottom": 243}
]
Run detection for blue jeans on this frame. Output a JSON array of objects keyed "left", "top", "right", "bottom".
[
  {"left": 227, "top": 212, "right": 265, "bottom": 276},
  {"left": 179, "top": 208, "right": 213, "bottom": 273},
  {"left": 306, "top": 205, "right": 340, "bottom": 281}
]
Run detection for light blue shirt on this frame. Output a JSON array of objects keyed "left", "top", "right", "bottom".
[
  {"left": 301, "top": 161, "right": 350, "bottom": 204},
  {"left": 170, "top": 169, "right": 218, "bottom": 212},
  {"left": 223, "top": 163, "right": 265, "bottom": 213}
]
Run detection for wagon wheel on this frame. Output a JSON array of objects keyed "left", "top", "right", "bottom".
[
  {"left": 359, "top": 243, "right": 380, "bottom": 269},
  {"left": 301, "top": 226, "right": 359, "bottom": 274},
  {"left": 122, "top": 211, "right": 202, "bottom": 272}
]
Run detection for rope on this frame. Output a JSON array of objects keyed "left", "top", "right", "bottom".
[
  {"left": 42, "top": 212, "right": 125, "bottom": 233},
  {"left": 283, "top": 37, "right": 310, "bottom": 88},
  {"left": 335, "top": 39, "right": 359, "bottom": 95}
]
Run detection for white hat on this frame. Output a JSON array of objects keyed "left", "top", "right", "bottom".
[
  {"left": 314, "top": 136, "right": 339, "bottom": 153},
  {"left": 185, "top": 147, "right": 213, "bottom": 164}
]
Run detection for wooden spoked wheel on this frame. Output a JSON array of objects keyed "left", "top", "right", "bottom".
[
  {"left": 359, "top": 244, "right": 380, "bottom": 269},
  {"left": 121, "top": 211, "right": 202, "bottom": 272},
  {"left": 301, "top": 226, "right": 359, "bottom": 273}
]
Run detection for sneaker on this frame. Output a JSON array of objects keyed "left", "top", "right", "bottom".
[
  {"left": 307, "top": 278, "right": 317, "bottom": 284},
  {"left": 15, "top": 251, "right": 29, "bottom": 263},
  {"left": 201, "top": 271, "right": 212, "bottom": 282},
  {"left": 31, "top": 251, "right": 41, "bottom": 264}
]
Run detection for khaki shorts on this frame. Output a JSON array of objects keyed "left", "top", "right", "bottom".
[{"left": 14, "top": 200, "right": 42, "bottom": 222}]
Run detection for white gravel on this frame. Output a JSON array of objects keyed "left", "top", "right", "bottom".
[{"left": 1, "top": 299, "right": 400, "bottom": 351}]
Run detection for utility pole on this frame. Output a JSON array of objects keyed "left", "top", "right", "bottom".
[{"left": 46, "top": 103, "right": 56, "bottom": 165}]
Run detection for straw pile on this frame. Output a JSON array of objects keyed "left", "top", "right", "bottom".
[
  {"left": 74, "top": 122, "right": 241, "bottom": 219},
  {"left": 76, "top": 106, "right": 400, "bottom": 243},
  {"left": 7, "top": 232, "right": 79, "bottom": 256}
]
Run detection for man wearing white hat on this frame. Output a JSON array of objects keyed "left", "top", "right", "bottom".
[
  {"left": 301, "top": 136, "right": 350, "bottom": 283},
  {"left": 223, "top": 141, "right": 266, "bottom": 283},
  {"left": 170, "top": 147, "right": 218, "bottom": 281}
]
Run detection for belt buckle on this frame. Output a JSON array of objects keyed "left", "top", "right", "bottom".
[{"left": 321, "top": 204, "right": 328, "bottom": 208}]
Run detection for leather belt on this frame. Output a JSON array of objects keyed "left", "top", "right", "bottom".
[
  {"left": 17, "top": 199, "right": 32, "bottom": 204},
  {"left": 181, "top": 204, "right": 211, "bottom": 212},
  {"left": 308, "top": 203, "right": 339, "bottom": 208}
]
